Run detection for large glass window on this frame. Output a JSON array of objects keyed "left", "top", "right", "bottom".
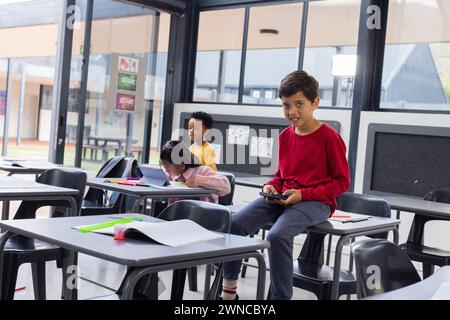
[
  {"left": 303, "top": 0, "right": 360, "bottom": 107},
  {"left": 243, "top": 3, "right": 303, "bottom": 104},
  {"left": 71, "top": 0, "right": 170, "bottom": 173},
  {"left": 194, "top": 8, "right": 245, "bottom": 103},
  {"left": 381, "top": 0, "right": 450, "bottom": 111},
  {"left": 0, "top": 0, "right": 62, "bottom": 160}
]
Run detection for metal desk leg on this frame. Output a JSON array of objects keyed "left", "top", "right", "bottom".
[
  {"left": 121, "top": 267, "right": 153, "bottom": 300},
  {"left": 393, "top": 227, "right": 399, "bottom": 245},
  {"left": 132, "top": 196, "right": 148, "bottom": 214},
  {"left": 203, "top": 264, "right": 213, "bottom": 300},
  {"left": 253, "top": 252, "right": 267, "bottom": 300},
  {"left": 1, "top": 201, "right": 10, "bottom": 220},
  {"left": 331, "top": 235, "right": 350, "bottom": 300},
  {"left": 61, "top": 250, "right": 78, "bottom": 300}
]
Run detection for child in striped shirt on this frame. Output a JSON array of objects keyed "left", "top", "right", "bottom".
[{"left": 160, "top": 140, "right": 230, "bottom": 203}]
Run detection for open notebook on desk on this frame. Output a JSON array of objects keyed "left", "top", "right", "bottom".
[
  {"left": 328, "top": 210, "right": 372, "bottom": 223},
  {"left": 73, "top": 218, "right": 224, "bottom": 247}
]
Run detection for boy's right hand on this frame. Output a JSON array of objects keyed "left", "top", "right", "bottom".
[{"left": 262, "top": 185, "right": 282, "bottom": 204}]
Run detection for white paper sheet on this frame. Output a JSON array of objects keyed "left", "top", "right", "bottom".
[
  {"left": 228, "top": 125, "right": 250, "bottom": 145},
  {"left": 250, "top": 136, "right": 273, "bottom": 158},
  {"left": 74, "top": 219, "right": 224, "bottom": 247}
]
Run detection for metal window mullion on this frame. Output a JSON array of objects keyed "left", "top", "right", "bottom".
[
  {"left": 297, "top": 1, "right": 309, "bottom": 70},
  {"left": 49, "top": 0, "right": 76, "bottom": 164},
  {"left": 142, "top": 12, "right": 160, "bottom": 164},
  {"left": 75, "top": 0, "right": 94, "bottom": 168},
  {"left": 347, "top": 0, "right": 389, "bottom": 190},
  {"left": 237, "top": 7, "right": 250, "bottom": 104},
  {"left": 2, "top": 58, "right": 13, "bottom": 156}
]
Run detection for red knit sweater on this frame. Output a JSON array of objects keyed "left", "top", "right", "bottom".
[{"left": 265, "top": 124, "right": 350, "bottom": 213}]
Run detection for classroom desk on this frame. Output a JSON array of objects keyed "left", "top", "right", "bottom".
[
  {"left": 365, "top": 266, "right": 450, "bottom": 300},
  {"left": 0, "top": 160, "right": 58, "bottom": 176},
  {"left": 0, "top": 214, "right": 269, "bottom": 300},
  {"left": 0, "top": 161, "right": 60, "bottom": 220},
  {"left": 87, "top": 177, "right": 215, "bottom": 214},
  {"left": 308, "top": 213, "right": 400, "bottom": 300},
  {"left": 383, "top": 195, "right": 450, "bottom": 220},
  {"left": 0, "top": 176, "right": 79, "bottom": 220}
]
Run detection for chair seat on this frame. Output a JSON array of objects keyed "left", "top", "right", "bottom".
[
  {"left": 5, "top": 236, "right": 62, "bottom": 255},
  {"left": 4, "top": 235, "right": 65, "bottom": 268},
  {"left": 293, "top": 259, "right": 356, "bottom": 284},
  {"left": 400, "top": 243, "right": 450, "bottom": 266}
]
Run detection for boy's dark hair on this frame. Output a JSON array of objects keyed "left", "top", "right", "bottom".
[
  {"left": 278, "top": 70, "right": 319, "bottom": 103},
  {"left": 191, "top": 111, "right": 213, "bottom": 130},
  {"left": 160, "top": 140, "right": 200, "bottom": 168}
]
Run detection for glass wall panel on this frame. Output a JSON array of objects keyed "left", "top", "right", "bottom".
[
  {"left": 0, "top": 0, "right": 62, "bottom": 160},
  {"left": 194, "top": 8, "right": 245, "bottom": 103},
  {"left": 243, "top": 3, "right": 302, "bottom": 104},
  {"left": 381, "top": 0, "right": 450, "bottom": 111},
  {"left": 304, "top": 0, "right": 360, "bottom": 107},
  {"left": 76, "top": 0, "right": 170, "bottom": 173}
]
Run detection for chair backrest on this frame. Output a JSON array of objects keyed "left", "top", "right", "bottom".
[
  {"left": 15, "top": 168, "right": 87, "bottom": 219},
  {"left": 351, "top": 239, "right": 421, "bottom": 299},
  {"left": 337, "top": 192, "right": 391, "bottom": 239},
  {"left": 423, "top": 189, "right": 450, "bottom": 204},
  {"left": 217, "top": 171, "right": 235, "bottom": 206},
  {"left": 84, "top": 156, "right": 139, "bottom": 207},
  {"left": 96, "top": 156, "right": 137, "bottom": 179},
  {"left": 157, "top": 200, "right": 231, "bottom": 233}
]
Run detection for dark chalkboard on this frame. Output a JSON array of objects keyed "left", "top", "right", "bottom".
[
  {"left": 363, "top": 123, "right": 450, "bottom": 198},
  {"left": 178, "top": 112, "right": 341, "bottom": 175}
]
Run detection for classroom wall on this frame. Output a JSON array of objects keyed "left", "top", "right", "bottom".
[
  {"left": 172, "top": 103, "right": 352, "bottom": 147},
  {"left": 354, "top": 111, "right": 450, "bottom": 193},
  {"left": 354, "top": 111, "right": 450, "bottom": 252}
]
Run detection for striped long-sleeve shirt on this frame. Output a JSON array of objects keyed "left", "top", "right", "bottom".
[{"left": 169, "top": 166, "right": 231, "bottom": 204}]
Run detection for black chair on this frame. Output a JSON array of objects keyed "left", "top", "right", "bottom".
[
  {"left": 81, "top": 156, "right": 138, "bottom": 216},
  {"left": 400, "top": 189, "right": 450, "bottom": 278},
  {"left": 186, "top": 171, "right": 236, "bottom": 292},
  {"left": 1, "top": 168, "right": 86, "bottom": 300},
  {"left": 158, "top": 200, "right": 231, "bottom": 300},
  {"left": 352, "top": 239, "right": 421, "bottom": 298},
  {"left": 218, "top": 172, "right": 235, "bottom": 206},
  {"left": 289, "top": 192, "right": 391, "bottom": 300}
]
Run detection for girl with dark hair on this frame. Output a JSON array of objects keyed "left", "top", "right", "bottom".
[{"left": 160, "top": 140, "right": 230, "bottom": 203}]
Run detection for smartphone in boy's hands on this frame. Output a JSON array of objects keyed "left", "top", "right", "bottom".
[{"left": 260, "top": 192, "right": 288, "bottom": 201}]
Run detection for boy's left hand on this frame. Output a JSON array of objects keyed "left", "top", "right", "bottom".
[
  {"left": 280, "top": 189, "right": 302, "bottom": 206},
  {"left": 185, "top": 176, "right": 196, "bottom": 187}
]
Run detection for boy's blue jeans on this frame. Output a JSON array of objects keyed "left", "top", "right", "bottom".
[{"left": 223, "top": 197, "right": 331, "bottom": 300}]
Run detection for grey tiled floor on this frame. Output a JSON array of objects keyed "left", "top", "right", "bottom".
[{"left": 12, "top": 251, "right": 318, "bottom": 300}]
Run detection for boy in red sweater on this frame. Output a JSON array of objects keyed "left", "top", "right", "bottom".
[{"left": 222, "top": 70, "right": 350, "bottom": 300}]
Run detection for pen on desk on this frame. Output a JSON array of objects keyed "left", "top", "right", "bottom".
[{"left": 331, "top": 215, "right": 352, "bottom": 218}]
